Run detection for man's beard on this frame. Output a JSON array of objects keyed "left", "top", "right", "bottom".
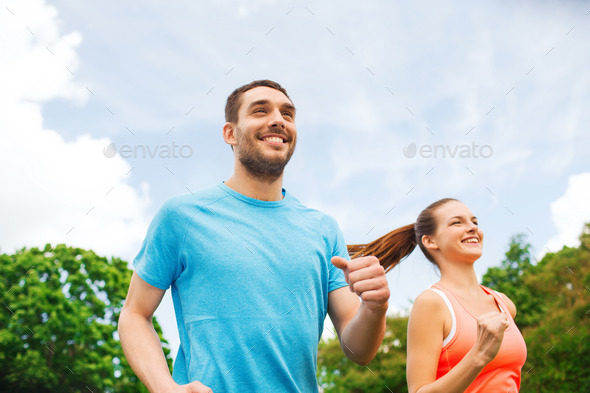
[{"left": 236, "top": 129, "right": 296, "bottom": 183}]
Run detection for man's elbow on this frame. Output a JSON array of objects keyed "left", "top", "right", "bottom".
[
  {"left": 346, "top": 351, "right": 377, "bottom": 366},
  {"left": 352, "top": 356, "right": 375, "bottom": 366},
  {"left": 354, "top": 358, "right": 371, "bottom": 366},
  {"left": 117, "top": 308, "right": 128, "bottom": 338},
  {"left": 117, "top": 306, "right": 138, "bottom": 339}
]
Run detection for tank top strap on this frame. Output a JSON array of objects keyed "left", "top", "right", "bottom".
[
  {"left": 429, "top": 283, "right": 461, "bottom": 348},
  {"left": 480, "top": 285, "right": 509, "bottom": 316}
]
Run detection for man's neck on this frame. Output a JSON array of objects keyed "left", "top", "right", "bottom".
[{"left": 225, "top": 165, "right": 285, "bottom": 201}]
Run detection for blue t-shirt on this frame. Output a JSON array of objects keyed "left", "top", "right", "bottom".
[{"left": 133, "top": 183, "right": 349, "bottom": 392}]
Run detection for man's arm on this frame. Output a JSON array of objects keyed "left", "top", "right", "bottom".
[
  {"left": 328, "top": 256, "right": 390, "bottom": 365},
  {"left": 118, "top": 272, "right": 212, "bottom": 393}
]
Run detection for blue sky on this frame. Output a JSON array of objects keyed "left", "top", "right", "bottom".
[{"left": 2, "top": 0, "right": 589, "bottom": 358}]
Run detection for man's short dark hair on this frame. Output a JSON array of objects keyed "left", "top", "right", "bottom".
[{"left": 225, "top": 80, "right": 292, "bottom": 123}]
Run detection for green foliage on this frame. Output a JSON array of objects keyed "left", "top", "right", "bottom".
[
  {"left": 518, "top": 224, "right": 590, "bottom": 392},
  {"left": 482, "top": 225, "right": 590, "bottom": 391},
  {"left": 0, "top": 244, "right": 172, "bottom": 393},
  {"left": 482, "top": 234, "right": 545, "bottom": 328}
]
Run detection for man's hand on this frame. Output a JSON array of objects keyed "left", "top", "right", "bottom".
[
  {"left": 331, "top": 256, "right": 390, "bottom": 312},
  {"left": 171, "top": 381, "right": 214, "bottom": 393}
]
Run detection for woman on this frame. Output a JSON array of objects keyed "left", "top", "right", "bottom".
[{"left": 348, "top": 198, "right": 527, "bottom": 393}]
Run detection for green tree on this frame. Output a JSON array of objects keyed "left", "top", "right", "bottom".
[
  {"left": 482, "top": 234, "right": 545, "bottom": 328},
  {"left": 0, "top": 244, "right": 172, "bottom": 393},
  {"left": 519, "top": 224, "right": 590, "bottom": 392}
]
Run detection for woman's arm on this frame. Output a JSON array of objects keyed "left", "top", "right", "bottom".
[{"left": 406, "top": 291, "right": 509, "bottom": 393}]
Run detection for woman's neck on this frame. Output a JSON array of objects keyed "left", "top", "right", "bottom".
[{"left": 438, "top": 261, "right": 481, "bottom": 296}]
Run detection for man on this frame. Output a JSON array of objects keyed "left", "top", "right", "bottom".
[{"left": 118, "top": 80, "right": 390, "bottom": 392}]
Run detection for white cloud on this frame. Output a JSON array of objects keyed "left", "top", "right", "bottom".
[
  {"left": 545, "top": 172, "right": 590, "bottom": 253},
  {"left": 0, "top": 0, "right": 151, "bottom": 261}
]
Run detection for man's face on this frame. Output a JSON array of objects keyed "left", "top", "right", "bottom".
[{"left": 230, "top": 86, "right": 297, "bottom": 181}]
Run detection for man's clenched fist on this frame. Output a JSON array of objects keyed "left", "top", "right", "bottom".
[{"left": 332, "top": 256, "right": 390, "bottom": 312}]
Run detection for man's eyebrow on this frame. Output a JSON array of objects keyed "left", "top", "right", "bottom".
[
  {"left": 283, "top": 103, "right": 296, "bottom": 115},
  {"left": 246, "top": 99, "right": 296, "bottom": 114},
  {"left": 247, "top": 99, "right": 270, "bottom": 110}
]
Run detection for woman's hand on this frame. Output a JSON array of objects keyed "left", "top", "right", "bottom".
[{"left": 470, "top": 311, "right": 510, "bottom": 366}]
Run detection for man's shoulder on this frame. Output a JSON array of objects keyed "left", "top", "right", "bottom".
[
  {"left": 159, "top": 184, "right": 228, "bottom": 215},
  {"left": 286, "top": 193, "right": 341, "bottom": 231}
]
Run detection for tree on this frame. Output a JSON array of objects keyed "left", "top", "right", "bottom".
[
  {"left": 481, "top": 234, "right": 546, "bottom": 328},
  {"left": 519, "top": 224, "right": 590, "bottom": 392},
  {"left": 0, "top": 244, "right": 172, "bottom": 393},
  {"left": 482, "top": 226, "right": 590, "bottom": 391}
]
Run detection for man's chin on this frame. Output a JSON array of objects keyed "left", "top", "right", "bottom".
[{"left": 239, "top": 158, "right": 288, "bottom": 181}]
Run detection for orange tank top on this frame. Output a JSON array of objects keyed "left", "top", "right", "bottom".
[{"left": 430, "top": 283, "right": 527, "bottom": 392}]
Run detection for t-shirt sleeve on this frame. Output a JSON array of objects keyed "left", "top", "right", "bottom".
[
  {"left": 133, "top": 198, "right": 185, "bottom": 290},
  {"left": 324, "top": 216, "right": 350, "bottom": 293}
]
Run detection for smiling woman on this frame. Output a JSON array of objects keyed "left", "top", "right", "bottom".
[{"left": 348, "top": 198, "right": 527, "bottom": 393}]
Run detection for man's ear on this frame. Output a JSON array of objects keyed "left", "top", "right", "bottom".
[
  {"left": 422, "top": 234, "right": 439, "bottom": 251},
  {"left": 223, "top": 122, "right": 237, "bottom": 149}
]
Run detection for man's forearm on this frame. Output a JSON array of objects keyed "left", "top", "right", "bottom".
[
  {"left": 118, "top": 310, "right": 177, "bottom": 393},
  {"left": 339, "top": 301, "right": 387, "bottom": 365}
]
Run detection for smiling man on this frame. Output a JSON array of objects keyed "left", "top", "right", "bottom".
[{"left": 118, "top": 80, "right": 390, "bottom": 393}]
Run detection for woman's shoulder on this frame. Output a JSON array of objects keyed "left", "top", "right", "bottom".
[
  {"left": 408, "top": 287, "right": 453, "bottom": 344},
  {"left": 411, "top": 287, "right": 448, "bottom": 314}
]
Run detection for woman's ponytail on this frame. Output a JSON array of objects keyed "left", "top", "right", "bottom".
[
  {"left": 349, "top": 198, "right": 460, "bottom": 270},
  {"left": 347, "top": 223, "right": 418, "bottom": 272}
]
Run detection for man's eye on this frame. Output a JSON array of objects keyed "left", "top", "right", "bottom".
[
  {"left": 254, "top": 108, "right": 266, "bottom": 113},
  {"left": 282, "top": 112, "right": 293, "bottom": 117}
]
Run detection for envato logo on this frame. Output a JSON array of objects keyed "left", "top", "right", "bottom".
[
  {"left": 103, "top": 142, "right": 193, "bottom": 159},
  {"left": 403, "top": 142, "right": 493, "bottom": 159}
]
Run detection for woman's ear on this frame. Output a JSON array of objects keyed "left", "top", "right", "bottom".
[{"left": 422, "top": 234, "right": 439, "bottom": 251}]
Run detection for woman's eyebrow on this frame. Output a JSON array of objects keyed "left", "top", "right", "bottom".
[{"left": 447, "top": 216, "right": 477, "bottom": 221}]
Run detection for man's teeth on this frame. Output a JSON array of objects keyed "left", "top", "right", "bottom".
[
  {"left": 263, "top": 137, "right": 284, "bottom": 143},
  {"left": 462, "top": 238, "right": 479, "bottom": 243}
]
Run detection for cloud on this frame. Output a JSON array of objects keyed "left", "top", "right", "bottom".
[
  {"left": 545, "top": 172, "right": 590, "bottom": 253},
  {"left": 0, "top": 0, "right": 151, "bottom": 261}
]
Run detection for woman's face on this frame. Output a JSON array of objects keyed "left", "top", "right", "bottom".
[{"left": 427, "top": 200, "right": 484, "bottom": 264}]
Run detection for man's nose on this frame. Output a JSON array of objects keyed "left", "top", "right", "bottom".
[{"left": 268, "top": 108, "right": 285, "bottom": 129}]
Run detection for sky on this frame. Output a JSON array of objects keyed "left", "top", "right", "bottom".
[{"left": 1, "top": 0, "right": 589, "bottom": 360}]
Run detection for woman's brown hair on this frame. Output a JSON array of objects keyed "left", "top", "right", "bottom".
[{"left": 348, "top": 198, "right": 459, "bottom": 272}]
